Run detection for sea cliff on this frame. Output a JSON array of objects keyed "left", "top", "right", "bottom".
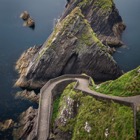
[{"left": 15, "top": 0, "right": 125, "bottom": 89}]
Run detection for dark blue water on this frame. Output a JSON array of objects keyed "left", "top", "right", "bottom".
[
  {"left": 114, "top": 0, "right": 140, "bottom": 71},
  {"left": 0, "top": 0, "right": 65, "bottom": 121}
]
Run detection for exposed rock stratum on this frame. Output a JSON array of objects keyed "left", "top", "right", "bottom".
[{"left": 15, "top": 0, "right": 124, "bottom": 89}]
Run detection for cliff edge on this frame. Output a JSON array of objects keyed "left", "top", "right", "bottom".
[{"left": 15, "top": 0, "right": 124, "bottom": 89}]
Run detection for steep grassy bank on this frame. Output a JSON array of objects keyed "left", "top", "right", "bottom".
[
  {"left": 51, "top": 83, "right": 134, "bottom": 140},
  {"left": 90, "top": 66, "right": 140, "bottom": 96}
]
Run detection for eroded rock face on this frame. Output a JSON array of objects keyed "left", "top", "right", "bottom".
[
  {"left": 15, "top": 45, "right": 43, "bottom": 88},
  {"left": 20, "top": 11, "right": 35, "bottom": 28},
  {"left": 20, "top": 11, "right": 30, "bottom": 20},
  {"left": 15, "top": 90, "right": 39, "bottom": 103},
  {"left": 15, "top": 0, "right": 123, "bottom": 89},
  {"left": 61, "top": 0, "right": 126, "bottom": 46},
  {"left": 0, "top": 119, "right": 14, "bottom": 132},
  {"left": 0, "top": 119, "right": 14, "bottom": 140},
  {"left": 13, "top": 107, "right": 38, "bottom": 140},
  {"left": 15, "top": 45, "right": 41, "bottom": 75}
]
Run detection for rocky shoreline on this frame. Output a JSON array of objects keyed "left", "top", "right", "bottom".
[
  {"left": 15, "top": 90, "right": 39, "bottom": 104},
  {"left": 13, "top": 107, "right": 38, "bottom": 140},
  {"left": 60, "top": 0, "right": 126, "bottom": 46}
]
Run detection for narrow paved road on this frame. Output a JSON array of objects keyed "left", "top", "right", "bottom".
[{"left": 36, "top": 74, "right": 140, "bottom": 140}]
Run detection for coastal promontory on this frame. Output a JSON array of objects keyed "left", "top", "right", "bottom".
[{"left": 15, "top": 0, "right": 125, "bottom": 89}]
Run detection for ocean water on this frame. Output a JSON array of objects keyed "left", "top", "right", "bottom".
[
  {"left": 114, "top": 0, "right": 140, "bottom": 71},
  {"left": 0, "top": 0, "right": 65, "bottom": 121}
]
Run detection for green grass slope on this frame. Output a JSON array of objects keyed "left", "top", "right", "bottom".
[
  {"left": 52, "top": 83, "right": 134, "bottom": 140},
  {"left": 91, "top": 66, "right": 140, "bottom": 96}
]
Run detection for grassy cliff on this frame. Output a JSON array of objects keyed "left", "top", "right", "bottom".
[
  {"left": 52, "top": 83, "right": 134, "bottom": 140},
  {"left": 91, "top": 66, "right": 140, "bottom": 96},
  {"left": 51, "top": 66, "right": 140, "bottom": 139}
]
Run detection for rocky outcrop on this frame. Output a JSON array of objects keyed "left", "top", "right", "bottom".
[
  {"left": 20, "top": 11, "right": 30, "bottom": 20},
  {"left": 15, "top": 5, "right": 123, "bottom": 89},
  {"left": 15, "top": 45, "right": 42, "bottom": 88},
  {"left": 15, "top": 90, "right": 39, "bottom": 103},
  {"left": 61, "top": 0, "right": 126, "bottom": 46},
  {"left": 13, "top": 107, "right": 37, "bottom": 140},
  {"left": 20, "top": 11, "right": 35, "bottom": 28},
  {"left": 15, "top": 45, "right": 41, "bottom": 75},
  {"left": 23, "top": 18, "right": 35, "bottom": 28},
  {"left": 0, "top": 119, "right": 14, "bottom": 132}
]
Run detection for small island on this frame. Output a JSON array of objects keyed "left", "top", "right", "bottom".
[{"left": 20, "top": 11, "right": 35, "bottom": 28}]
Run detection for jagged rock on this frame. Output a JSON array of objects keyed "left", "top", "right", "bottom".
[
  {"left": 65, "top": 0, "right": 71, "bottom": 8},
  {"left": 15, "top": 45, "right": 41, "bottom": 78},
  {"left": 0, "top": 119, "right": 14, "bottom": 132},
  {"left": 15, "top": 90, "right": 39, "bottom": 103},
  {"left": 15, "top": 6, "right": 123, "bottom": 89},
  {"left": 13, "top": 107, "right": 38, "bottom": 140},
  {"left": 20, "top": 11, "right": 35, "bottom": 28},
  {"left": 137, "top": 69, "right": 140, "bottom": 73},
  {"left": 55, "top": 96, "right": 76, "bottom": 127},
  {"left": 20, "top": 11, "right": 30, "bottom": 20},
  {"left": 61, "top": 0, "right": 125, "bottom": 47},
  {"left": 107, "top": 46, "right": 116, "bottom": 54},
  {"left": 23, "top": 18, "right": 35, "bottom": 27}
]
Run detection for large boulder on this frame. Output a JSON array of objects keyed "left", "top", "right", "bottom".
[
  {"left": 13, "top": 107, "right": 38, "bottom": 140},
  {"left": 20, "top": 11, "right": 30, "bottom": 20},
  {"left": 0, "top": 119, "right": 14, "bottom": 132},
  {"left": 15, "top": 90, "right": 39, "bottom": 103}
]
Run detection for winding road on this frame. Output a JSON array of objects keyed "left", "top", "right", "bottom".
[{"left": 36, "top": 74, "right": 140, "bottom": 140}]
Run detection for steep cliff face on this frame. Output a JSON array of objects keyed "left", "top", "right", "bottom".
[
  {"left": 0, "top": 119, "right": 14, "bottom": 132},
  {"left": 13, "top": 107, "right": 37, "bottom": 140},
  {"left": 15, "top": 3, "right": 123, "bottom": 89},
  {"left": 61, "top": 0, "right": 125, "bottom": 46},
  {"left": 0, "top": 119, "right": 14, "bottom": 140},
  {"left": 15, "top": 90, "right": 39, "bottom": 103}
]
